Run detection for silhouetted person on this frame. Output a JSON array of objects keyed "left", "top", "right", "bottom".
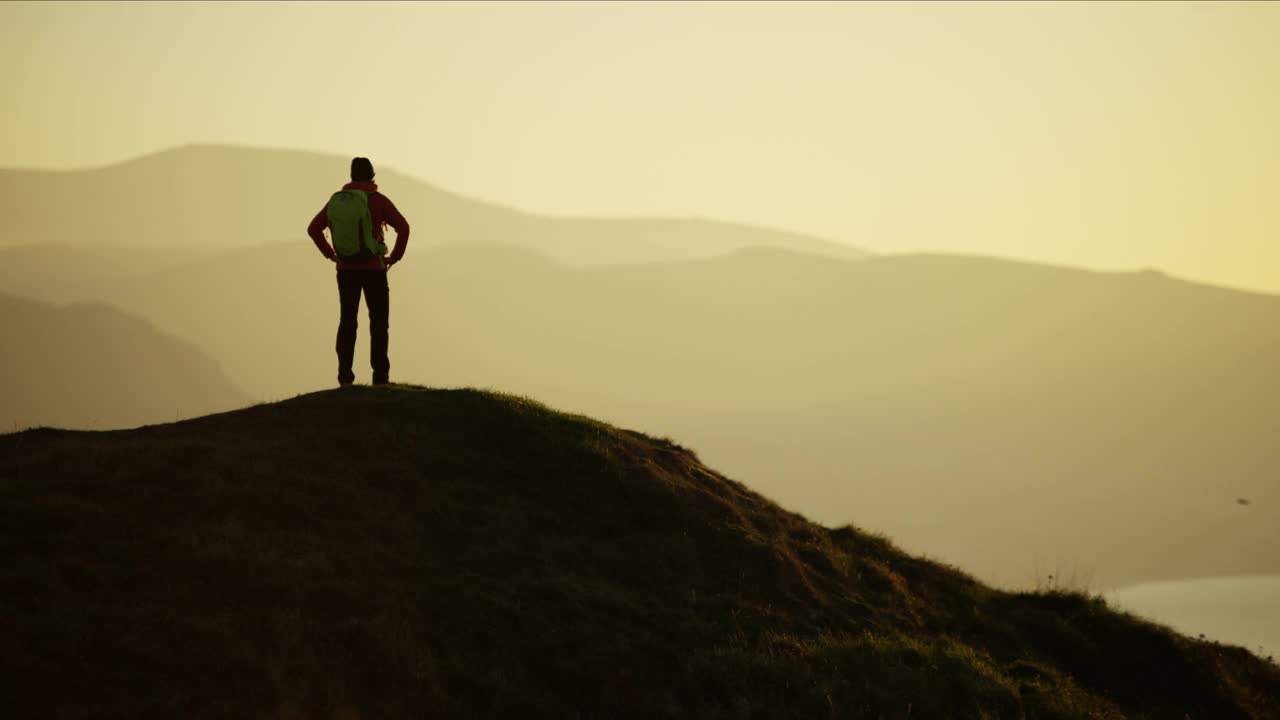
[{"left": 307, "top": 157, "right": 410, "bottom": 386}]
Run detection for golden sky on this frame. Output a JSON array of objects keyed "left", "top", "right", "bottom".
[{"left": 3, "top": 1, "right": 1278, "bottom": 292}]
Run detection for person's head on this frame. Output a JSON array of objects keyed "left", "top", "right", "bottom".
[{"left": 350, "top": 157, "right": 375, "bottom": 182}]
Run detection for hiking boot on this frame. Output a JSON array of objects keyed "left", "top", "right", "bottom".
[{"left": 372, "top": 375, "right": 390, "bottom": 386}]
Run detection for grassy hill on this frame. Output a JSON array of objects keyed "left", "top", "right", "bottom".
[{"left": 1, "top": 385, "right": 1276, "bottom": 718}]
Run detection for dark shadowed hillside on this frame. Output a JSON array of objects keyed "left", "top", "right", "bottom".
[
  {"left": 0, "top": 144, "right": 867, "bottom": 266},
  {"left": 0, "top": 386, "right": 1276, "bottom": 718},
  {"left": 0, "top": 293, "right": 250, "bottom": 431}
]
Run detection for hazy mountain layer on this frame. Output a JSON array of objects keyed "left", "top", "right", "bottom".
[
  {"left": 2, "top": 386, "right": 1276, "bottom": 718},
  {"left": 0, "top": 293, "right": 249, "bottom": 431},
  {"left": 0, "top": 144, "right": 867, "bottom": 265},
  {"left": 0, "top": 245, "right": 219, "bottom": 306},
  {"left": 9, "top": 242, "right": 1277, "bottom": 589}
]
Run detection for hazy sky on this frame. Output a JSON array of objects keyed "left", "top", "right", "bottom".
[{"left": 4, "top": 1, "right": 1279, "bottom": 292}]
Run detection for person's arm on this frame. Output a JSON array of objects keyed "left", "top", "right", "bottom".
[
  {"left": 307, "top": 204, "right": 336, "bottom": 261},
  {"left": 380, "top": 196, "right": 410, "bottom": 266}
]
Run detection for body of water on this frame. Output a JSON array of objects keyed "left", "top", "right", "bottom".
[{"left": 1105, "top": 575, "right": 1280, "bottom": 660}]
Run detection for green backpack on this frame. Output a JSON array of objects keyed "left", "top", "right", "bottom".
[{"left": 326, "top": 189, "right": 387, "bottom": 260}]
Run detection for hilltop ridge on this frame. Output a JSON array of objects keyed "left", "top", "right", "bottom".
[{"left": 1, "top": 385, "right": 1277, "bottom": 718}]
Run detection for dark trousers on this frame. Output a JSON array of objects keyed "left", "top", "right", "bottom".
[{"left": 336, "top": 269, "right": 390, "bottom": 384}]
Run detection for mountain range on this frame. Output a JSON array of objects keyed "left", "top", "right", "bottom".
[
  {"left": 1, "top": 145, "right": 1276, "bottom": 591},
  {"left": 0, "top": 292, "right": 247, "bottom": 431},
  {"left": 0, "top": 143, "right": 867, "bottom": 265}
]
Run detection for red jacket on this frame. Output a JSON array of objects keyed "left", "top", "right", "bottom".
[{"left": 308, "top": 181, "right": 410, "bottom": 270}]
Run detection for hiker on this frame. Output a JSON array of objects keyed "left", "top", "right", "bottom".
[{"left": 307, "top": 157, "right": 410, "bottom": 386}]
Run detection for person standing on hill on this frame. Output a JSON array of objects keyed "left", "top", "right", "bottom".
[{"left": 307, "top": 157, "right": 410, "bottom": 386}]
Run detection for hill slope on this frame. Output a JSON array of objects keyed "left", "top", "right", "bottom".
[
  {"left": 0, "top": 144, "right": 867, "bottom": 266},
  {"left": 0, "top": 293, "right": 250, "bottom": 431},
  {"left": 1, "top": 386, "right": 1276, "bottom": 718}
]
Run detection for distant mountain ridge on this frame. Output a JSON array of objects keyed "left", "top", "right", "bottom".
[
  {"left": 2, "top": 385, "right": 1276, "bottom": 718},
  {"left": 0, "top": 292, "right": 250, "bottom": 431},
  {"left": 0, "top": 143, "right": 868, "bottom": 265}
]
